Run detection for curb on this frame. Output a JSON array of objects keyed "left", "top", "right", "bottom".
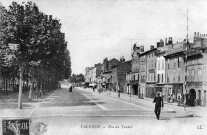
[
  {"left": 174, "top": 113, "right": 199, "bottom": 118},
  {"left": 164, "top": 109, "right": 176, "bottom": 113},
  {"left": 81, "top": 88, "right": 178, "bottom": 113}
]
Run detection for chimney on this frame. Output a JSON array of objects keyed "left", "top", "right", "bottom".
[
  {"left": 150, "top": 45, "right": 154, "bottom": 50},
  {"left": 140, "top": 45, "right": 144, "bottom": 52},
  {"left": 157, "top": 42, "right": 160, "bottom": 48},
  {"left": 168, "top": 37, "right": 173, "bottom": 44},
  {"left": 165, "top": 38, "right": 168, "bottom": 45},
  {"left": 160, "top": 39, "right": 164, "bottom": 47}
]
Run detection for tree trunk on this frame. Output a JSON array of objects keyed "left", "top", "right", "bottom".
[
  {"left": 18, "top": 65, "right": 24, "bottom": 109},
  {"left": 5, "top": 76, "right": 8, "bottom": 92},
  {"left": 29, "top": 72, "right": 33, "bottom": 102},
  {"left": 12, "top": 77, "right": 15, "bottom": 92}
]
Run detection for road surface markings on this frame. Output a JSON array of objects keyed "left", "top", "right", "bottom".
[
  {"left": 78, "top": 88, "right": 153, "bottom": 111},
  {"left": 27, "top": 91, "right": 56, "bottom": 117},
  {"left": 25, "top": 114, "right": 155, "bottom": 118},
  {"left": 110, "top": 97, "right": 153, "bottom": 111}
]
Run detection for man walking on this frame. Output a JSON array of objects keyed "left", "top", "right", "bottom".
[{"left": 153, "top": 92, "right": 164, "bottom": 120}]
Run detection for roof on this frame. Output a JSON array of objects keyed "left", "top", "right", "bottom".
[{"left": 139, "top": 48, "right": 157, "bottom": 56}]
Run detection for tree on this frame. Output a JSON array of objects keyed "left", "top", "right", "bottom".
[
  {"left": 1, "top": 2, "right": 72, "bottom": 108},
  {"left": 69, "top": 74, "right": 85, "bottom": 84}
]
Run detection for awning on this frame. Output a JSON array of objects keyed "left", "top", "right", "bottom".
[{"left": 89, "top": 83, "right": 96, "bottom": 87}]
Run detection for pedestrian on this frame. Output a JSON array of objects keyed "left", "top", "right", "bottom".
[
  {"left": 153, "top": 92, "right": 164, "bottom": 120},
  {"left": 69, "top": 86, "right": 72, "bottom": 92},
  {"left": 181, "top": 94, "right": 184, "bottom": 106},
  {"left": 177, "top": 95, "right": 181, "bottom": 106},
  {"left": 170, "top": 94, "right": 173, "bottom": 103}
]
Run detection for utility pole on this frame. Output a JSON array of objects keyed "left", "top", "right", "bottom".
[{"left": 184, "top": 8, "right": 189, "bottom": 111}]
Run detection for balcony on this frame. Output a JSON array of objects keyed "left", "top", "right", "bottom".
[{"left": 129, "top": 80, "right": 139, "bottom": 84}]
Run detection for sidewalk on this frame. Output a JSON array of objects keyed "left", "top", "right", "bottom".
[
  {"left": 0, "top": 89, "right": 56, "bottom": 111},
  {"left": 81, "top": 87, "right": 207, "bottom": 118}
]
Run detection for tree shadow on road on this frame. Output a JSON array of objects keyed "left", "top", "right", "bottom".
[{"left": 158, "top": 117, "right": 171, "bottom": 120}]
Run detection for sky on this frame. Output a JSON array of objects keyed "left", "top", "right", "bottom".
[{"left": 1, "top": 0, "right": 207, "bottom": 74}]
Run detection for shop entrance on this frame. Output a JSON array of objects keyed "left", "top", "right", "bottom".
[
  {"left": 188, "top": 89, "right": 196, "bottom": 106},
  {"left": 132, "top": 84, "right": 138, "bottom": 95}
]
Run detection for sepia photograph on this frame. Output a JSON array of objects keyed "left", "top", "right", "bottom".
[{"left": 0, "top": 0, "right": 207, "bottom": 134}]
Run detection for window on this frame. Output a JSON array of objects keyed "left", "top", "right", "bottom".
[
  {"left": 198, "top": 58, "right": 202, "bottom": 64},
  {"left": 155, "top": 62, "right": 156, "bottom": 68},
  {"left": 167, "top": 74, "right": 169, "bottom": 83},
  {"left": 173, "top": 62, "right": 176, "bottom": 69},
  {"left": 162, "top": 74, "right": 163, "bottom": 83},
  {"left": 187, "top": 70, "right": 190, "bottom": 81},
  {"left": 198, "top": 68, "right": 202, "bottom": 81},
  {"left": 173, "top": 76, "right": 175, "bottom": 83},
  {"left": 158, "top": 60, "right": 160, "bottom": 70},
  {"left": 191, "top": 69, "right": 195, "bottom": 81},
  {"left": 151, "top": 73, "right": 153, "bottom": 81},
  {"left": 167, "top": 60, "right": 170, "bottom": 69},
  {"left": 162, "top": 59, "right": 164, "bottom": 70},
  {"left": 148, "top": 74, "right": 150, "bottom": 81},
  {"left": 158, "top": 74, "right": 160, "bottom": 83},
  {"left": 178, "top": 57, "right": 180, "bottom": 68},
  {"left": 178, "top": 75, "right": 180, "bottom": 82},
  {"left": 154, "top": 74, "right": 156, "bottom": 82}
]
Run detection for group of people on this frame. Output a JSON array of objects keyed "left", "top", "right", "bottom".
[{"left": 167, "top": 94, "right": 185, "bottom": 106}]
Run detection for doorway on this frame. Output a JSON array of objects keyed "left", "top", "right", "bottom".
[
  {"left": 188, "top": 89, "right": 196, "bottom": 106},
  {"left": 204, "top": 90, "right": 206, "bottom": 107}
]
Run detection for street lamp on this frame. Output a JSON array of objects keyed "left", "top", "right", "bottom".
[{"left": 184, "top": 8, "right": 189, "bottom": 111}]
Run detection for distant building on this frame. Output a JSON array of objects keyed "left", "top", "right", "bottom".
[
  {"left": 184, "top": 32, "right": 207, "bottom": 106},
  {"left": 102, "top": 58, "right": 119, "bottom": 90},
  {"left": 111, "top": 59, "right": 131, "bottom": 93},
  {"left": 139, "top": 52, "right": 147, "bottom": 98},
  {"left": 164, "top": 39, "right": 185, "bottom": 102},
  {"left": 145, "top": 46, "right": 157, "bottom": 98},
  {"left": 155, "top": 38, "right": 173, "bottom": 101},
  {"left": 130, "top": 44, "right": 144, "bottom": 95}
]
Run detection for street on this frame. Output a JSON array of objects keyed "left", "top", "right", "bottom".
[{"left": 0, "top": 86, "right": 207, "bottom": 135}]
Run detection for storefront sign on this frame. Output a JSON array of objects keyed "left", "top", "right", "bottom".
[{"left": 187, "top": 82, "right": 202, "bottom": 88}]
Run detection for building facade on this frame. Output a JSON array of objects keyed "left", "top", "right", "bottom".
[
  {"left": 164, "top": 41, "right": 185, "bottom": 102},
  {"left": 139, "top": 52, "right": 146, "bottom": 98},
  {"left": 130, "top": 44, "right": 144, "bottom": 95},
  {"left": 102, "top": 58, "right": 119, "bottom": 90},
  {"left": 185, "top": 32, "right": 207, "bottom": 106},
  {"left": 145, "top": 46, "right": 157, "bottom": 98}
]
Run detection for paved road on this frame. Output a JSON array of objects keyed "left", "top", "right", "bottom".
[
  {"left": 28, "top": 87, "right": 205, "bottom": 135},
  {"left": 29, "top": 87, "right": 171, "bottom": 118},
  {"left": 0, "top": 87, "right": 206, "bottom": 135}
]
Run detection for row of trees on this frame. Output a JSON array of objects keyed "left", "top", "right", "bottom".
[
  {"left": 69, "top": 74, "right": 85, "bottom": 84},
  {"left": 0, "top": 2, "right": 71, "bottom": 108}
]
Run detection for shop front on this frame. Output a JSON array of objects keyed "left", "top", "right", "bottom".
[{"left": 146, "top": 83, "right": 156, "bottom": 98}]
